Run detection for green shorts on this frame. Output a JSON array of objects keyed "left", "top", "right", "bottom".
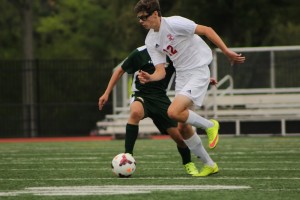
[{"left": 132, "top": 93, "right": 177, "bottom": 135}]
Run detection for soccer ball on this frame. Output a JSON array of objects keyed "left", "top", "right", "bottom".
[{"left": 111, "top": 153, "right": 136, "bottom": 178}]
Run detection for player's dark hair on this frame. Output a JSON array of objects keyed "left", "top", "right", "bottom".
[{"left": 134, "top": 0, "right": 161, "bottom": 16}]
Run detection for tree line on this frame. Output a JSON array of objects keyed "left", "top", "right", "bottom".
[{"left": 0, "top": 0, "right": 299, "bottom": 61}]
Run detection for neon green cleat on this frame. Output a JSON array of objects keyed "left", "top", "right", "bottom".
[
  {"left": 192, "top": 163, "right": 219, "bottom": 177},
  {"left": 184, "top": 162, "right": 199, "bottom": 175},
  {"left": 205, "top": 119, "right": 219, "bottom": 149}
]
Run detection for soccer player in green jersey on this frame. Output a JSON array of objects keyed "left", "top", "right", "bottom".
[{"left": 99, "top": 46, "right": 217, "bottom": 176}]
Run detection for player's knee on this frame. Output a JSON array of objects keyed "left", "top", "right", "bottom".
[
  {"left": 178, "top": 123, "right": 194, "bottom": 139},
  {"left": 167, "top": 107, "right": 178, "bottom": 121},
  {"left": 129, "top": 110, "right": 143, "bottom": 121}
]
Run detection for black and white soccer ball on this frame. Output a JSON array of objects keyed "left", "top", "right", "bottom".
[{"left": 111, "top": 153, "right": 136, "bottom": 178}]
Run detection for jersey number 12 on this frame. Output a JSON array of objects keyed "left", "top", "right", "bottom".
[{"left": 163, "top": 45, "right": 177, "bottom": 56}]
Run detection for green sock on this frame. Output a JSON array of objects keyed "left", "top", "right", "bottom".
[
  {"left": 125, "top": 124, "right": 139, "bottom": 155},
  {"left": 177, "top": 146, "right": 191, "bottom": 165}
]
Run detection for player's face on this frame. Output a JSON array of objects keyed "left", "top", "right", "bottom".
[{"left": 137, "top": 11, "right": 158, "bottom": 30}]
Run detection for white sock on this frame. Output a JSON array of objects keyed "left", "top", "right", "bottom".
[
  {"left": 185, "top": 110, "right": 213, "bottom": 129},
  {"left": 183, "top": 133, "right": 215, "bottom": 166}
]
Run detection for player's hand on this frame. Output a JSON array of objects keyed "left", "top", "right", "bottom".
[
  {"left": 226, "top": 50, "right": 246, "bottom": 66},
  {"left": 98, "top": 94, "right": 108, "bottom": 110},
  {"left": 138, "top": 70, "right": 151, "bottom": 84},
  {"left": 210, "top": 77, "right": 218, "bottom": 86}
]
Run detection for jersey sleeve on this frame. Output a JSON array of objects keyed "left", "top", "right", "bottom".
[
  {"left": 145, "top": 30, "right": 166, "bottom": 66},
  {"left": 168, "top": 16, "right": 197, "bottom": 36},
  {"left": 147, "top": 45, "right": 166, "bottom": 66}
]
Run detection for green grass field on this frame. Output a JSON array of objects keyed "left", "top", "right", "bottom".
[{"left": 0, "top": 136, "right": 299, "bottom": 200}]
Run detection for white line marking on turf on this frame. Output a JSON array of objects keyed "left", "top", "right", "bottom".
[
  {"left": 1, "top": 161, "right": 300, "bottom": 165},
  {"left": 0, "top": 185, "right": 251, "bottom": 196},
  {"left": 0, "top": 150, "right": 298, "bottom": 157},
  {"left": 0, "top": 157, "right": 99, "bottom": 160},
  {"left": 1, "top": 167, "right": 300, "bottom": 171},
  {"left": 0, "top": 177, "right": 299, "bottom": 181},
  {"left": 1, "top": 155, "right": 297, "bottom": 161}
]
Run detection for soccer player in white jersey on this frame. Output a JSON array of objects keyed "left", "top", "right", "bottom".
[{"left": 134, "top": 0, "right": 245, "bottom": 176}]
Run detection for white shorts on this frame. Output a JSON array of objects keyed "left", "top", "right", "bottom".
[{"left": 175, "top": 66, "right": 210, "bottom": 107}]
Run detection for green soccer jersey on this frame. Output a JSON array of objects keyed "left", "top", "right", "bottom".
[{"left": 121, "top": 46, "right": 175, "bottom": 96}]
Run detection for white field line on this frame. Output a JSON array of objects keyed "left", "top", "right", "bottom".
[
  {"left": 0, "top": 150, "right": 298, "bottom": 155},
  {"left": 0, "top": 185, "right": 251, "bottom": 196},
  {"left": 0, "top": 177, "right": 300, "bottom": 181},
  {"left": 1, "top": 155, "right": 299, "bottom": 160},
  {"left": 1, "top": 161, "right": 300, "bottom": 165},
  {"left": 0, "top": 152, "right": 112, "bottom": 156},
  {"left": 1, "top": 167, "right": 300, "bottom": 171},
  {"left": 0, "top": 157, "right": 100, "bottom": 160},
  {"left": 0, "top": 150, "right": 299, "bottom": 159}
]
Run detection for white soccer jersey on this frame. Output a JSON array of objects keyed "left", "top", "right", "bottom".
[{"left": 145, "top": 16, "right": 213, "bottom": 73}]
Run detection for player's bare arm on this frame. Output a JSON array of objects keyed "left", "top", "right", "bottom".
[
  {"left": 138, "top": 64, "right": 166, "bottom": 84},
  {"left": 195, "top": 25, "right": 245, "bottom": 65},
  {"left": 99, "top": 67, "right": 125, "bottom": 110}
]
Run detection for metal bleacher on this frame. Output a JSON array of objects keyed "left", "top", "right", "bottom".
[{"left": 96, "top": 46, "right": 300, "bottom": 137}]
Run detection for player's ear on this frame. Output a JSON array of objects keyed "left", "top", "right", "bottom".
[{"left": 153, "top": 10, "right": 159, "bottom": 17}]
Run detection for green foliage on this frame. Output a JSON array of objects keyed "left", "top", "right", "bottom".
[
  {"left": 36, "top": 0, "right": 113, "bottom": 59},
  {"left": 1, "top": 0, "right": 299, "bottom": 60},
  {"left": 173, "top": 0, "right": 300, "bottom": 47},
  {"left": 269, "top": 22, "right": 300, "bottom": 45},
  {"left": 0, "top": 0, "right": 22, "bottom": 59}
]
